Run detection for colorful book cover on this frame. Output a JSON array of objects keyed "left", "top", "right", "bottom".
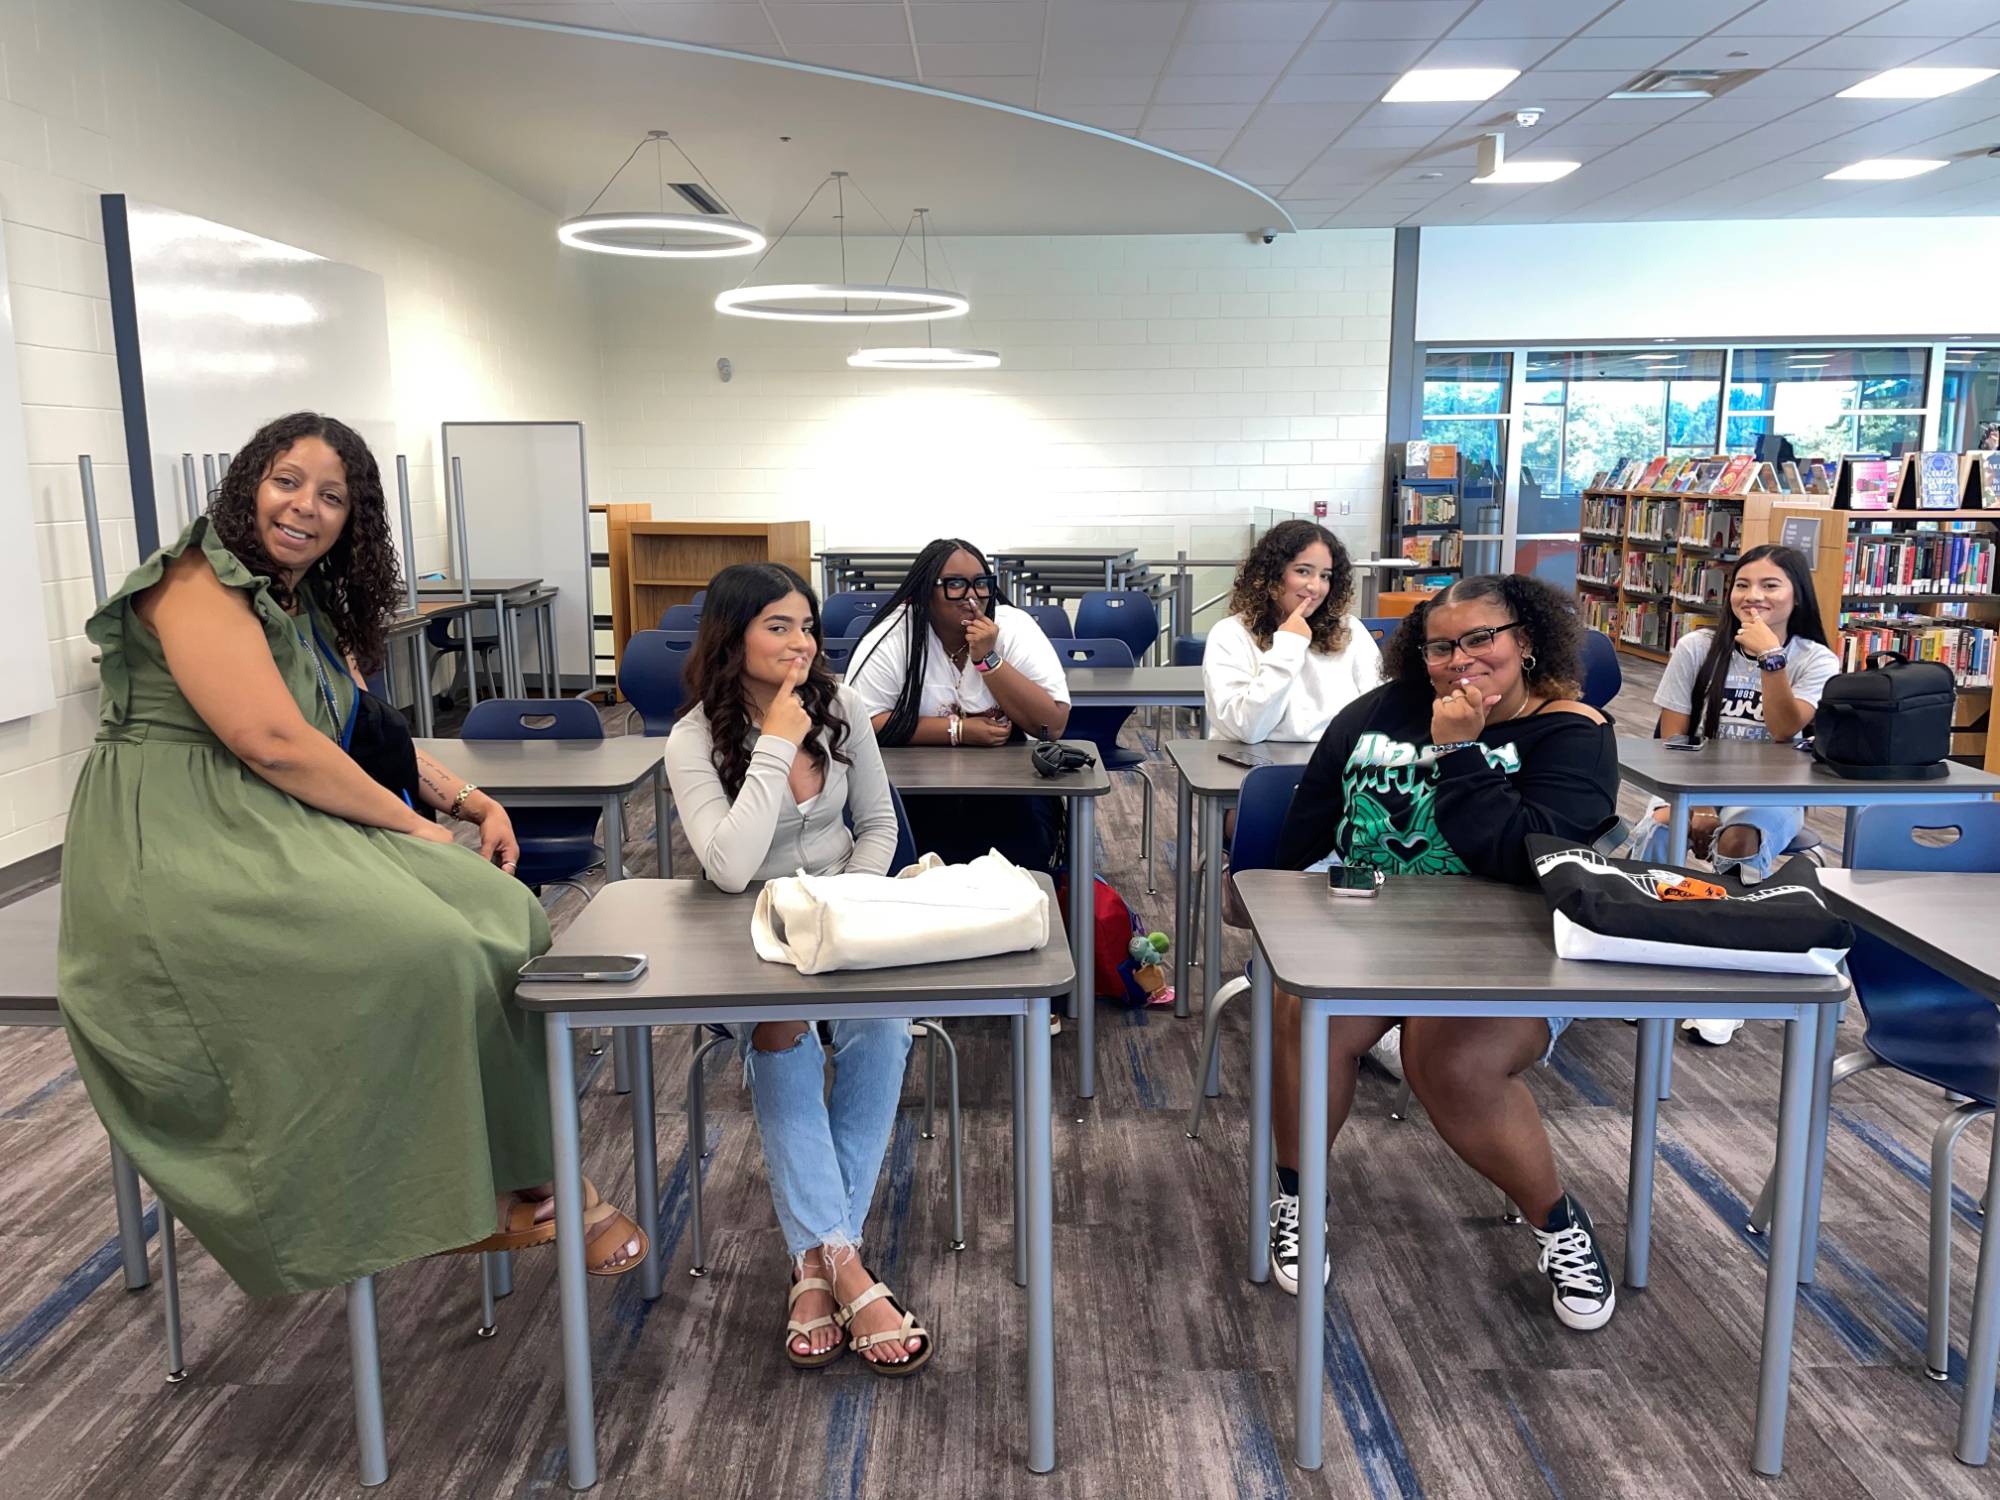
[
  {"left": 1779, "top": 461, "right": 1804, "bottom": 494},
  {"left": 1670, "top": 462, "right": 1701, "bottom": 493},
  {"left": 1716, "top": 456, "right": 1754, "bottom": 494},
  {"left": 1805, "top": 461, "right": 1833, "bottom": 495},
  {"left": 1843, "top": 458, "right": 1899, "bottom": 511},
  {"left": 1916, "top": 450, "right": 1962, "bottom": 510},
  {"left": 1635, "top": 457, "right": 1668, "bottom": 490},
  {"left": 1426, "top": 444, "right": 1458, "bottom": 479},
  {"left": 1751, "top": 462, "right": 1781, "bottom": 494},
  {"left": 1403, "top": 440, "right": 1430, "bottom": 476},
  {"left": 1653, "top": 458, "right": 1685, "bottom": 491},
  {"left": 1692, "top": 459, "right": 1728, "bottom": 494}
]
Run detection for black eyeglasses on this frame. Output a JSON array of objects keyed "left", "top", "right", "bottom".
[
  {"left": 936, "top": 573, "right": 997, "bottom": 600},
  {"left": 1419, "top": 621, "right": 1523, "bottom": 665}
]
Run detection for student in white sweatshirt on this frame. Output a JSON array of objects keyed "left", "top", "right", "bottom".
[{"left": 1204, "top": 519, "right": 1382, "bottom": 743}]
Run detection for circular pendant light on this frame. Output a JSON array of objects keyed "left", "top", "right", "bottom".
[
  {"left": 849, "top": 210, "right": 1001, "bottom": 371},
  {"left": 557, "top": 131, "right": 763, "bottom": 260},
  {"left": 716, "top": 173, "right": 972, "bottom": 326}
]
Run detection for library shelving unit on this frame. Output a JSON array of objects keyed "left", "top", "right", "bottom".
[
  {"left": 1385, "top": 470, "right": 1463, "bottom": 593},
  {"left": 615, "top": 520, "right": 812, "bottom": 672},
  {"left": 1578, "top": 477, "right": 1745, "bottom": 663},
  {"left": 1740, "top": 493, "right": 2000, "bottom": 771}
]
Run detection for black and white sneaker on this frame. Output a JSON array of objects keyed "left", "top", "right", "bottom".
[
  {"left": 1533, "top": 1193, "right": 1616, "bottom": 1331},
  {"left": 1268, "top": 1193, "right": 1330, "bottom": 1296}
]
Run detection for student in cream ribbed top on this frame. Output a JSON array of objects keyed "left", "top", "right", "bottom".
[{"left": 1204, "top": 519, "right": 1382, "bottom": 743}]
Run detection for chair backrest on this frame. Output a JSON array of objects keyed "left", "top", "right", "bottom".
[
  {"left": 822, "top": 592, "right": 888, "bottom": 640},
  {"left": 1054, "top": 637, "right": 1136, "bottom": 671},
  {"left": 619, "top": 630, "right": 697, "bottom": 734},
  {"left": 1230, "top": 763, "right": 1309, "bottom": 874},
  {"left": 1581, "top": 629, "right": 1622, "bottom": 710},
  {"left": 462, "top": 697, "right": 604, "bottom": 741},
  {"left": 1074, "top": 590, "right": 1158, "bottom": 664},
  {"left": 424, "top": 609, "right": 495, "bottom": 649},
  {"left": 690, "top": 590, "right": 707, "bottom": 607},
  {"left": 1357, "top": 616, "right": 1396, "bottom": 646},
  {"left": 1023, "top": 603, "right": 1073, "bottom": 640},
  {"left": 1850, "top": 802, "right": 2000, "bottom": 874},
  {"left": 658, "top": 603, "right": 704, "bottom": 632},
  {"left": 819, "top": 636, "right": 862, "bottom": 673},
  {"left": 847, "top": 782, "right": 920, "bottom": 875},
  {"left": 1172, "top": 633, "right": 1207, "bottom": 667}
]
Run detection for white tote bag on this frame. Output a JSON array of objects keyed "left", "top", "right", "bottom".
[{"left": 751, "top": 851, "right": 1051, "bottom": 976}]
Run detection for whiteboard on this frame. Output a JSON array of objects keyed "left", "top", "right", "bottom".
[
  {"left": 0, "top": 225, "right": 54, "bottom": 724},
  {"left": 439, "top": 421, "right": 593, "bottom": 695},
  {"left": 103, "top": 196, "right": 396, "bottom": 560}
]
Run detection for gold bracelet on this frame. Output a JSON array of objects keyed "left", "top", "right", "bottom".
[{"left": 449, "top": 782, "right": 478, "bottom": 819}]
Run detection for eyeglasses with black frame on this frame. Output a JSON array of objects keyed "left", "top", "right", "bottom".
[
  {"left": 1419, "top": 620, "right": 1524, "bottom": 665},
  {"left": 936, "top": 573, "right": 997, "bottom": 600}
]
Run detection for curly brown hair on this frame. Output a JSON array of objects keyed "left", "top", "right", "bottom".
[
  {"left": 678, "top": 562, "right": 851, "bottom": 798},
  {"left": 204, "top": 412, "right": 398, "bottom": 672},
  {"left": 1382, "top": 573, "right": 1585, "bottom": 700},
  {"left": 1226, "top": 519, "right": 1355, "bottom": 654}
]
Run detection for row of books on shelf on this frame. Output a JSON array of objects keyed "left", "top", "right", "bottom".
[
  {"left": 1581, "top": 495, "right": 1623, "bottom": 535},
  {"left": 1622, "top": 551, "right": 1673, "bottom": 597},
  {"left": 1594, "top": 455, "right": 1833, "bottom": 497},
  {"left": 1671, "top": 558, "right": 1725, "bottom": 607},
  {"left": 1578, "top": 542, "right": 1620, "bottom": 588},
  {"left": 1396, "top": 484, "right": 1459, "bottom": 526},
  {"left": 1400, "top": 533, "right": 1462, "bottom": 567},
  {"left": 1628, "top": 498, "right": 1678, "bottom": 542},
  {"left": 1677, "top": 500, "right": 1741, "bottom": 553},
  {"left": 1841, "top": 613, "right": 1995, "bottom": 688},
  {"left": 1620, "top": 599, "right": 1673, "bottom": 653},
  {"left": 1843, "top": 532, "right": 1997, "bottom": 597}
]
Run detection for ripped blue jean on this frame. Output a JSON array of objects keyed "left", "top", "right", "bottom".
[
  {"left": 1637, "top": 803, "right": 1806, "bottom": 883},
  {"left": 733, "top": 1018, "right": 913, "bottom": 1260}
]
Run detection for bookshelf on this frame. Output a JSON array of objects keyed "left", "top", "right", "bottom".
[
  {"left": 613, "top": 520, "right": 812, "bottom": 675},
  {"left": 1578, "top": 479, "right": 1747, "bottom": 663},
  {"left": 1384, "top": 448, "right": 1464, "bottom": 594}
]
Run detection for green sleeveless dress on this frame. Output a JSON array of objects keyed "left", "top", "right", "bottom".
[{"left": 57, "top": 518, "right": 554, "bottom": 1297}]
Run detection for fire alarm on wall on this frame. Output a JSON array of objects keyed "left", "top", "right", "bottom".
[{"left": 1312, "top": 499, "right": 1328, "bottom": 519}]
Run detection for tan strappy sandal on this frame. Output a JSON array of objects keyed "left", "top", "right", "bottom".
[
  {"left": 785, "top": 1275, "right": 847, "bottom": 1369},
  {"left": 578, "top": 1180, "right": 649, "bottom": 1278},
  {"left": 835, "top": 1274, "right": 933, "bottom": 1378}
]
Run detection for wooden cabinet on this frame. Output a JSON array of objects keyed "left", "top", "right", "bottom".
[{"left": 614, "top": 520, "right": 812, "bottom": 670}]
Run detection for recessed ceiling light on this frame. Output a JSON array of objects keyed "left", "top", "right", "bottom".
[
  {"left": 1633, "top": 353, "right": 1680, "bottom": 361},
  {"left": 1824, "top": 158, "right": 1948, "bottom": 180},
  {"left": 1838, "top": 66, "right": 1998, "bottom": 100},
  {"left": 1383, "top": 68, "right": 1519, "bottom": 104},
  {"left": 1472, "top": 159, "right": 1580, "bottom": 184}
]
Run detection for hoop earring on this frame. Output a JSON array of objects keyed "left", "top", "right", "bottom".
[{"left": 1521, "top": 653, "right": 1538, "bottom": 674}]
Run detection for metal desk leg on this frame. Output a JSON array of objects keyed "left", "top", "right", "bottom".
[
  {"left": 629, "top": 1026, "right": 660, "bottom": 1300},
  {"left": 1071, "top": 793, "right": 1097, "bottom": 1101},
  {"left": 653, "top": 767, "right": 673, "bottom": 879},
  {"left": 603, "top": 794, "right": 625, "bottom": 882},
  {"left": 110, "top": 1140, "right": 149, "bottom": 1291},
  {"left": 1201, "top": 797, "right": 1224, "bottom": 1015},
  {"left": 1752, "top": 1005, "right": 1820, "bottom": 1477},
  {"left": 1012, "top": 1013, "right": 1027, "bottom": 1289},
  {"left": 1842, "top": 807, "right": 1859, "bottom": 868},
  {"left": 1295, "top": 996, "right": 1330, "bottom": 1470},
  {"left": 1667, "top": 796, "right": 1692, "bottom": 865},
  {"left": 411, "top": 633, "right": 435, "bottom": 737},
  {"left": 498, "top": 600, "right": 521, "bottom": 698},
  {"left": 347, "top": 1276, "right": 389, "bottom": 1487},
  {"left": 1025, "top": 996, "right": 1055, "bottom": 1474},
  {"left": 1173, "top": 776, "right": 1194, "bottom": 1019},
  {"left": 546, "top": 1018, "right": 597, "bottom": 1490},
  {"left": 1957, "top": 1083, "right": 2000, "bottom": 1463},
  {"left": 1797, "top": 1002, "right": 1840, "bottom": 1285},
  {"left": 1625, "top": 1018, "right": 1665, "bottom": 1288},
  {"left": 1248, "top": 954, "right": 1273, "bottom": 1284}
]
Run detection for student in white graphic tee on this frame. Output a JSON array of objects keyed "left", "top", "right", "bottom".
[{"left": 1204, "top": 520, "right": 1382, "bottom": 744}]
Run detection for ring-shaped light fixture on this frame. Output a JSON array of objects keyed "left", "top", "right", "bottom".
[
  {"left": 848, "top": 346, "right": 1001, "bottom": 370},
  {"left": 557, "top": 212, "right": 766, "bottom": 259},
  {"left": 714, "top": 283, "right": 969, "bottom": 323}
]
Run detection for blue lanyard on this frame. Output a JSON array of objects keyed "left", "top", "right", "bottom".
[{"left": 294, "top": 615, "right": 343, "bottom": 732}]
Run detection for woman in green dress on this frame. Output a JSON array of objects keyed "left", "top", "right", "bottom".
[{"left": 57, "top": 411, "right": 644, "bottom": 1297}]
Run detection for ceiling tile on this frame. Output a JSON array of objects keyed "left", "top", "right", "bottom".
[
  {"left": 1154, "top": 74, "right": 1278, "bottom": 103},
  {"left": 1338, "top": 124, "right": 1453, "bottom": 147},
  {"left": 1359, "top": 99, "right": 1473, "bottom": 129},
  {"left": 1251, "top": 99, "right": 1372, "bottom": 131},
  {"left": 610, "top": 4, "right": 779, "bottom": 47},
  {"left": 786, "top": 41, "right": 918, "bottom": 75},
  {"left": 1139, "top": 126, "right": 1244, "bottom": 151},
  {"left": 1181, "top": 2, "right": 1330, "bottom": 45},
  {"left": 1036, "top": 75, "right": 1157, "bottom": 106},
  {"left": 1848, "top": 0, "right": 2000, "bottom": 37},
  {"left": 1446, "top": 0, "right": 1609, "bottom": 40},
  {"left": 909, "top": 4, "right": 1046, "bottom": 45},
  {"left": 767, "top": 4, "right": 909, "bottom": 45},
  {"left": 1538, "top": 36, "right": 1696, "bottom": 71},
  {"left": 919, "top": 41, "right": 1043, "bottom": 73},
  {"left": 1045, "top": 2, "right": 1185, "bottom": 48},
  {"left": 1662, "top": 36, "right": 1818, "bottom": 68},
  {"left": 1909, "top": 35, "right": 2000, "bottom": 64},
  {"left": 1041, "top": 37, "right": 1179, "bottom": 75},
  {"left": 1287, "top": 37, "right": 1431, "bottom": 72},
  {"left": 1268, "top": 72, "right": 1395, "bottom": 102},
  {"left": 1314, "top": 1, "right": 1475, "bottom": 42},
  {"left": 1166, "top": 41, "right": 1300, "bottom": 74},
  {"left": 928, "top": 74, "right": 1041, "bottom": 107},
  {"left": 1144, "top": 101, "right": 1260, "bottom": 129},
  {"left": 1789, "top": 35, "right": 1953, "bottom": 69},
  {"left": 1511, "top": 68, "right": 1645, "bottom": 98},
  {"left": 1724, "top": 68, "right": 1870, "bottom": 98},
  {"left": 1222, "top": 130, "right": 1335, "bottom": 175},
  {"left": 1418, "top": 36, "right": 1566, "bottom": 69},
  {"left": 484, "top": 2, "right": 628, "bottom": 24},
  {"left": 1584, "top": 0, "right": 1752, "bottom": 36},
  {"left": 1673, "top": 92, "right": 1816, "bottom": 123},
  {"left": 1718, "top": 0, "right": 1898, "bottom": 35},
  {"left": 1051, "top": 101, "right": 1148, "bottom": 130}
]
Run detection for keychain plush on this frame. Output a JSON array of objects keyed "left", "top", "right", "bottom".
[{"left": 1126, "top": 931, "right": 1174, "bottom": 1007}]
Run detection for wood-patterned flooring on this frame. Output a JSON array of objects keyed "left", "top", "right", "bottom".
[{"left": 1, "top": 666, "right": 1992, "bottom": 1499}]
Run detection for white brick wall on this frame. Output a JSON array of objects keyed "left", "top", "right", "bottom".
[
  {"left": 0, "top": 0, "right": 603, "bottom": 866},
  {"left": 588, "top": 227, "right": 1392, "bottom": 572}
]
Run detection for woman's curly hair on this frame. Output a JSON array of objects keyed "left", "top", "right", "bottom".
[
  {"left": 1226, "top": 518, "right": 1355, "bottom": 654},
  {"left": 204, "top": 412, "right": 398, "bottom": 672},
  {"left": 1382, "top": 573, "right": 1586, "bottom": 700}
]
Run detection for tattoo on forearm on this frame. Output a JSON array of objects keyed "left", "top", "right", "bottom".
[{"left": 415, "top": 753, "right": 454, "bottom": 806}]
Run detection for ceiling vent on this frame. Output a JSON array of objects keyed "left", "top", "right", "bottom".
[
  {"left": 1608, "top": 69, "right": 1754, "bottom": 100},
  {"left": 671, "top": 181, "right": 728, "bottom": 216}
]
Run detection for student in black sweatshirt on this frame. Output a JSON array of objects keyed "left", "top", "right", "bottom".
[{"left": 1266, "top": 573, "right": 1622, "bottom": 1333}]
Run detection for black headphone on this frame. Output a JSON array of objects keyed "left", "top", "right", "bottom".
[{"left": 1031, "top": 728, "right": 1095, "bottom": 779}]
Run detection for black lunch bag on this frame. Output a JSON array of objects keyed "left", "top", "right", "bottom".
[{"left": 1810, "top": 652, "right": 1954, "bottom": 781}]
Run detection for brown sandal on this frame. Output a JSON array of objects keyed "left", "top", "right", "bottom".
[
  {"left": 579, "top": 1181, "right": 649, "bottom": 1278},
  {"left": 835, "top": 1273, "right": 933, "bottom": 1377},
  {"left": 448, "top": 1193, "right": 560, "bottom": 1257},
  {"left": 785, "top": 1275, "right": 847, "bottom": 1369}
]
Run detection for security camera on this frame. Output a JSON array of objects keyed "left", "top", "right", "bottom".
[
  {"left": 1514, "top": 107, "right": 1544, "bottom": 128},
  {"left": 1258, "top": 228, "right": 1278, "bottom": 245}
]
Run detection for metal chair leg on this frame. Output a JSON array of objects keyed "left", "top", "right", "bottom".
[
  {"left": 684, "top": 1032, "right": 731, "bottom": 1276},
  {"left": 613, "top": 1029, "right": 633, "bottom": 1095},
  {"left": 1186, "top": 976, "right": 1248, "bottom": 1138},
  {"left": 1390, "top": 1079, "right": 1414, "bottom": 1122},
  {"left": 477, "top": 1252, "right": 501, "bottom": 1339},
  {"left": 346, "top": 1277, "right": 389, "bottom": 1487},
  {"left": 1928, "top": 1102, "right": 1995, "bottom": 1379},
  {"left": 922, "top": 1023, "right": 938, "bottom": 1141},
  {"left": 160, "top": 1201, "right": 187, "bottom": 1383},
  {"left": 915, "top": 1022, "right": 966, "bottom": 1251},
  {"left": 1136, "top": 768, "right": 1157, "bottom": 897},
  {"left": 110, "top": 1140, "right": 149, "bottom": 1291},
  {"left": 1748, "top": 1049, "right": 1886, "bottom": 1233}
]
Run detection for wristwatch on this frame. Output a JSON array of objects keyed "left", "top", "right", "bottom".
[
  {"left": 1755, "top": 649, "right": 1788, "bottom": 673},
  {"left": 973, "top": 650, "right": 1003, "bottom": 674}
]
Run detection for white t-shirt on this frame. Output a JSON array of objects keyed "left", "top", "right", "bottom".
[
  {"left": 1654, "top": 628, "right": 1840, "bottom": 743},
  {"left": 847, "top": 601, "right": 1071, "bottom": 723},
  {"left": 1203, "top": 612, "right": 1383, "bottom": 743}
]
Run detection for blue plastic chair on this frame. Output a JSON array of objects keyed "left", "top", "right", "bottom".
[
  {"left": 1582, "top": 628, "right": 1622, "bottom": 710},
  {"left": 1172, "top": 634, "right": 1206, "bottom": 667},
  {"left": 822, "top": 591, "right": 888, "bottom": 640},
  {"left": 1075, "top": 589, "right": 1158, "bottom": 666},
  {"left": 1186, "top": 761, "right": 1308, "bottom": 1136},
  {"left": 1023, "top": 603, "right": 1073, "bottom": 640},
  {"left": 690, "top": 590, "right": 707, "bottom": 607},
  {"left": 423, "top": 611, "right": 504, "bottom": 706},
  {"left": 658, "top": 602, "right": 703, "bottom": 632},
  {"left": 461, "top": 698, "right": 604, "bottom": 894},
  {"left": 1748, "top": 803, "right": 2000, "bottom": 1384},
  {"left": 1358, "top": 616, "right": 1396, "bottom": 647},
  {"left": 1057, "top": 637, "right": 1160, "bottom": 893},
  {"left": 620, "top": 630, "right": 696, "bottom": 734}
]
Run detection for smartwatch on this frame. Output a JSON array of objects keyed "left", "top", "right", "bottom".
[
  {"left": 1756, "top": 649, "right": 1788, "bottom": 674},
  {"left": 973, "top": 650, "right": 1003, "bottom": 674}
]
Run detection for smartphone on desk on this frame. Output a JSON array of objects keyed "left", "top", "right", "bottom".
[
  {"left": 1218, "top": 744, "right": 1274, "bottom": 770},
  {"left": 1663, "top": 734, "right": 1705, "bottom": 753},
  {"left": 518, "top": 954, "right": 648, "bottom": 983},
  {"left": 1327, "top": 865, "right": 1384, "bottom": 899}
]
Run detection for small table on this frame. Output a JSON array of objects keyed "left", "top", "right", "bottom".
[
  {"left": 1817, "top": 869, "right": 2000, "bottom": 1465},
  {"left": 411, "top": 736, "right": 669, "bottom": 880},
  {"left": 382, "top": 599, "right": 475, "bottom": 737},
  {"left": 1231, "top": 870, "right": 1848, "bottom": 1477},
  {"left": 1061, "top": 665, "right": 1206, "bottom": 712},
  {"left": 515, "top": 877, "right": 1074, "bottom": 1488},
  {"left": 1353, "top": 556, "right": 1425, "bottom": 613},
  {"left": 1163, "top": 738, "right": 1316, "bottom": 1024},
  {"left": 1616, "top": 738, "right": 2000, "bottom": 866},
  {"left": 415, "top": 578, "right": 555, "bottom": 701},
  {"left": 880, "top": 743, "right": 1112, "bottom": 1099},
  {"left": 814, "top": 547, "right": 922, "bottom": 601},
  {"left": 993, "top": 545, "right": 1143, "bottom": 596}
]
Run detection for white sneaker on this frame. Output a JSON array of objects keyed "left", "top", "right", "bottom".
[
  {"left": 1367, "top": 1025, "right": 1405, "bottom": 1081},
  {"left": 1268, "top": 1193, "right": 1330, "bottom": 1296},
  {"left": 1682, "top": 1018, "right": 1744, "bottom": 1045}
]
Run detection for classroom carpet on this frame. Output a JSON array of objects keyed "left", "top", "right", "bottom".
[{"left": 0, "top": 658, "right": 1991, "bottom": 1499}]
